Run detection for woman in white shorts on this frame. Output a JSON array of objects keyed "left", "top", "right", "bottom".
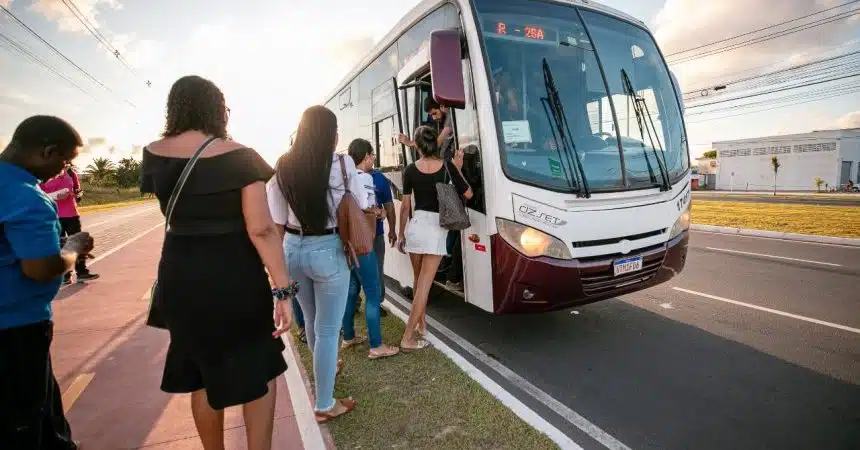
[{"left": 396, "top": 126, "right": 472, "bottom": 351}]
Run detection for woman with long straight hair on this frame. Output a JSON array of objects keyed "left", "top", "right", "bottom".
[
  {"left": 141, "top": 75, "right": 294, "bottom": 450},
  {"left": 397, "top": 126, "right": 472, "bottom": 350},
  {"left": 267, "top": 105, "right": 368, "bottom": 422}
]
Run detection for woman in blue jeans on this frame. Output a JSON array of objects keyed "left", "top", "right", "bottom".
[
  {"left": 267, "top": 105, "right": 367, "bottom": 423},
  {"left": 340, "top": 139, "right": 399, "bottom": 359}
]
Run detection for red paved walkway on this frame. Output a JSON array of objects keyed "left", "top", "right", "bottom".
[{"left": 51, "top": 228, "right": 306, "bottom": 449}]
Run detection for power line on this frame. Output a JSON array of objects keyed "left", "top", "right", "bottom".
[
  {"left": 60, "top": 0, "right": 138, "bottom": 75},
  {"left": 685, "top": 87, "right": 860, "bottom": 123},
  {"left": 681, "top": 39, "right": 860, "bottom": 93},
  {"left": 0, "top": 4, "right": 136, "bottom": 108},
  {"left": 0, "top": 31, "right": 101, "bottom": 103},
  {"left": 682, "top": 50, "right": 860, "bottom": 99},
  {"left": 669, "top": 9, "right": 859, "bottom": 64},
  {"left": 687, "top": 72, "right": 860, "bottom": 109},
  {"left": 667, "top": 0, "right": 860, "bottom": 57}
]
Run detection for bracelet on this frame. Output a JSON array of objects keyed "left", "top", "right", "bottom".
[{"left": 272, "top": 280, "right": 299, "bottom": 301}]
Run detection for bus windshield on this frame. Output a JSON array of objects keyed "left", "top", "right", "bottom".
[{"left": 475, "top": 0, "right": 689, "bottom": 192}]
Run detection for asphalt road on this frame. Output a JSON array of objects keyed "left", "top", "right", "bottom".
[
  {"left": 401, "top": 230, "right": 860, "bottom": 450},
  {"left": 85, "top": 204, "right": 860, "bottom": 449},
  {"left": 693, "top": 192, "right": 860, "bottom": 206}
]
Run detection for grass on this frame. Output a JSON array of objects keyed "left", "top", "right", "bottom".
[
  {"left": 293, "top": 305, "right": 559, "bottom": 450},
  {"left": 692, "top": 201, "right": 860, "bottom": 238},
  {"left": 78, "top": 182, "right": 154, "bottom": 214}
]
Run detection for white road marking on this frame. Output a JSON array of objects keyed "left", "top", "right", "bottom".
[
  {"left": 693, "top": 230, "right": 860, "bottom": 250},
  {"left": 89, "top": 222, "right": 163, "bottom": 266},
  {"left": 704, "top": 246, "right": 842, "bottom": 267},
  {"left": 84, "top": 206, "right": 157, "bottom": 230},
  {"left": 673, "top": 287, "right": 860, "bottom": 335},
  {"left": 280, "top": 334, "right": 326, "bottom": 450},
  {"left": 60, "top": 222, "right": 163, "bottom": 291},
  {"left": 386, "top": 290, "right": 630, "bottom": 450}
]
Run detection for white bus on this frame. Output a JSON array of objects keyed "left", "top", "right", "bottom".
[{"left": 318, "top": 0, "right": 691, "bottom": 314}]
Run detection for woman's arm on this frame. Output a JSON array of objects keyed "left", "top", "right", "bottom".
[
  {"left": 397, "top": 194, "right": 411, "bottom": 253},
  {"left": 451, "top": 150, "right": 473, "bottom": 200},
  {"left": 242, "top": 181, "right": 291, "bottom": 288}
]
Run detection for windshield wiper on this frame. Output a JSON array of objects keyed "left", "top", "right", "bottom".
[
  {"left": 540, "top": 59, "right": 590, "bottom": 198},
  {"left": 621, "top": 69, "right": 670, "bottom": 191}
]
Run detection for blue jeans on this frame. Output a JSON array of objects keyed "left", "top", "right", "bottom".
[
  {"left": 292, "top": 297, "right": 305, "bottom": 329},
  {"left": 285, "top": 234, "right": 350, "bottom": 412},
  {"left": 342, "top": 250, "right": 383, "bottom": 349}
]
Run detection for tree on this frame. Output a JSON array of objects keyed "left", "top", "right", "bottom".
[
  {"left": 814, "top": 177, "right": 824, "bottom": 193},
  {"left": 702, "top": 149, "right": 717, "bottom": 159},
  {"left": 114, "top": 157, "right": 142, "bottom": 188},
  {"left": 85, "top": 158, "right": 116, "bottom": 185},
  {"left": 771, "top": 155, "right": 781, "bottom": 196}
]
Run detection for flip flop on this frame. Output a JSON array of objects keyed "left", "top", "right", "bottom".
[
  {"left": 315, "top": 397, "right": 357, "bottom": 423},
  {"left": 368, "top": 345, "right": 400, "bottom": 360},
  {"left": 400, "top": 339, "right": 430, "bottom": 353},
  {"left": 341, "top": 335, "right": 367, "bottom": 349}
]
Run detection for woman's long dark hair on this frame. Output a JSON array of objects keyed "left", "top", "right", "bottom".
[
  {"left": 162, "top": 75, "right": 228, "bottom": 139},
  {"left": 276, "top": 105, "right": 338, "bottom": 234}
]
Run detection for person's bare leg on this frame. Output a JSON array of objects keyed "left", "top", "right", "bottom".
[
  {"left": 402, "top": 254, "right": 442, "bottom": 347},
  {"left": 242, "top": 379, "right": 277, "bottom": 450},
  {"left": 403, "top": 253, "right": 423, "bottom": 343},
  {"left": 191, "top": 389, "right": 225, "bottom": 450}
]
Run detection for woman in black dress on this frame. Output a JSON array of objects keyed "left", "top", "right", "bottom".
[{"left": 140, "top": 76, "right": 294, "bottom": 450}]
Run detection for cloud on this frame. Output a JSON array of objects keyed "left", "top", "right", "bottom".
[
  {"left": 29, "top": 0, "right": 121, "bottom": 33},
  {"left": 0, "top": 85, "right": 40, "bottom": 106},
  {"left": 653, "top": 0, "right": 857, "bottom": 91},
  {"left": 837, "top": 111, "right": 860, "bottom": 129}
]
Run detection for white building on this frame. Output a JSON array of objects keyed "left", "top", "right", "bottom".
[{"left": 714, "top": 128, "right": 860, "bottom": 191}]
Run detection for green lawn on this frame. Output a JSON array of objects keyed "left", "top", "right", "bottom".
[
  {"left": 294, "top": 306, "right": 559, "bottom": 450},
  {"left": 693, "top": 201, "right": 860, "bottom": 238},
  {"left": 78, "top": 182, "right": 154, "bottom": 214}
]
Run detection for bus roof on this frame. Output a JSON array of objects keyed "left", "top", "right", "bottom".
[{"left": 323, "top": 0, "right": 648, "bottom": 105}]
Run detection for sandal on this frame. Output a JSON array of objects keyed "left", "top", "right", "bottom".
[
  {"left": 368, "top": 345, "right": 400, "bottom": 360},
  {"left": 400, "top": 339, "right": 430, "bottom": 353},
  {"left": 297, "top": 328, "right": 307, "bottom": 343},
  {"left": 341, "top": 335, "right": 367, "bottom": 349},
  {"left": 315, "top": 397, "right": 357, "bottom": 423}
]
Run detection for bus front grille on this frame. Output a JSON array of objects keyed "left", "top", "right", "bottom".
[
  {"left": 580, "top": 248, "right": 667, "bottom": 296},
  {"left": 572, "top": 229, "right": 666, "bottom": 249}
]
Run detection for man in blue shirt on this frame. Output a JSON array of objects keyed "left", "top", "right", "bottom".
[
  {"left": 1, "top": 116, "right": 94, "bottom": 449},
  {"left": 348, "top": 140, "right": 396, "bottom": 316}
]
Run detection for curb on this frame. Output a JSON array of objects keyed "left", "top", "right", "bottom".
[{"left": 691, "top": 224, "right": 860, "bottom": 247}]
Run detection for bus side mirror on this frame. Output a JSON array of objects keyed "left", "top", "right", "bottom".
[{"left": 430, "top": 29, "right": 465, "bottom": 110}]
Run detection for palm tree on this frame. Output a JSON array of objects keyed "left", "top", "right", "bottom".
[
  {"left": 771, "top": 155, "right": 781, "bottom": 196},
  {"left": 85, "top": 157, "right": 116, "bottom": 185}
]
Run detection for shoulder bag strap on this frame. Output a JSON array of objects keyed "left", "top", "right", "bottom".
[
  {"left": 163, "top": 137, "right": 219, "bottom": 233},
  {"left": 337, "top": 154, "right": 351, "bottom": 193}
]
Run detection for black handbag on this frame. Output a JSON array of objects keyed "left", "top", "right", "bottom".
[{"left": 146, "top": 137, "right": 219, "bottom": 329}]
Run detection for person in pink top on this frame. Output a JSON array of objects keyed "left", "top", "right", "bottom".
[{"left": 39, "top": 164, "right": 99, "bottom": 283}]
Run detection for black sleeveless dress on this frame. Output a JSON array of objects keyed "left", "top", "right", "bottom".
[{"left": 140, "top": 147, "right": 286, "bottom": 409}]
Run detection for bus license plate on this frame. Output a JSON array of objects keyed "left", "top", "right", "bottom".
[{"left": 613, "top": 256, "right": 643, "bottom": 276}]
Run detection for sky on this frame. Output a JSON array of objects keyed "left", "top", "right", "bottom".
[{"left": 1, "top": 0, "right": 858, "bottom": 167}]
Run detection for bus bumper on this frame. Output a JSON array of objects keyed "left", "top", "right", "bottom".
[{"left": 491, "top": 231, "right": 689, "bottom": 314}]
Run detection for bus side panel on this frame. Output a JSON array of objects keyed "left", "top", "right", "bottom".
[{"left": 384, "top": 198, "right": 416, "bottom": 291}]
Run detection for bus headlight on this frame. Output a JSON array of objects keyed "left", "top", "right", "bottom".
[
  {"left": 669, "top": 201, "right": 692, "bottom": 239},
  {"left": 496, "top": 218, "right": 572, "bottom": 260}
]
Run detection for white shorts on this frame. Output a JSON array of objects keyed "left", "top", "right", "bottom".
[{"left": 405, "top": 210, "right": 448, "bottom": 256}]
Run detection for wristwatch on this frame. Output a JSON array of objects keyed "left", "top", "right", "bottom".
[{"left": 272, "top": 280, "right": 299, "bottom": 301}]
